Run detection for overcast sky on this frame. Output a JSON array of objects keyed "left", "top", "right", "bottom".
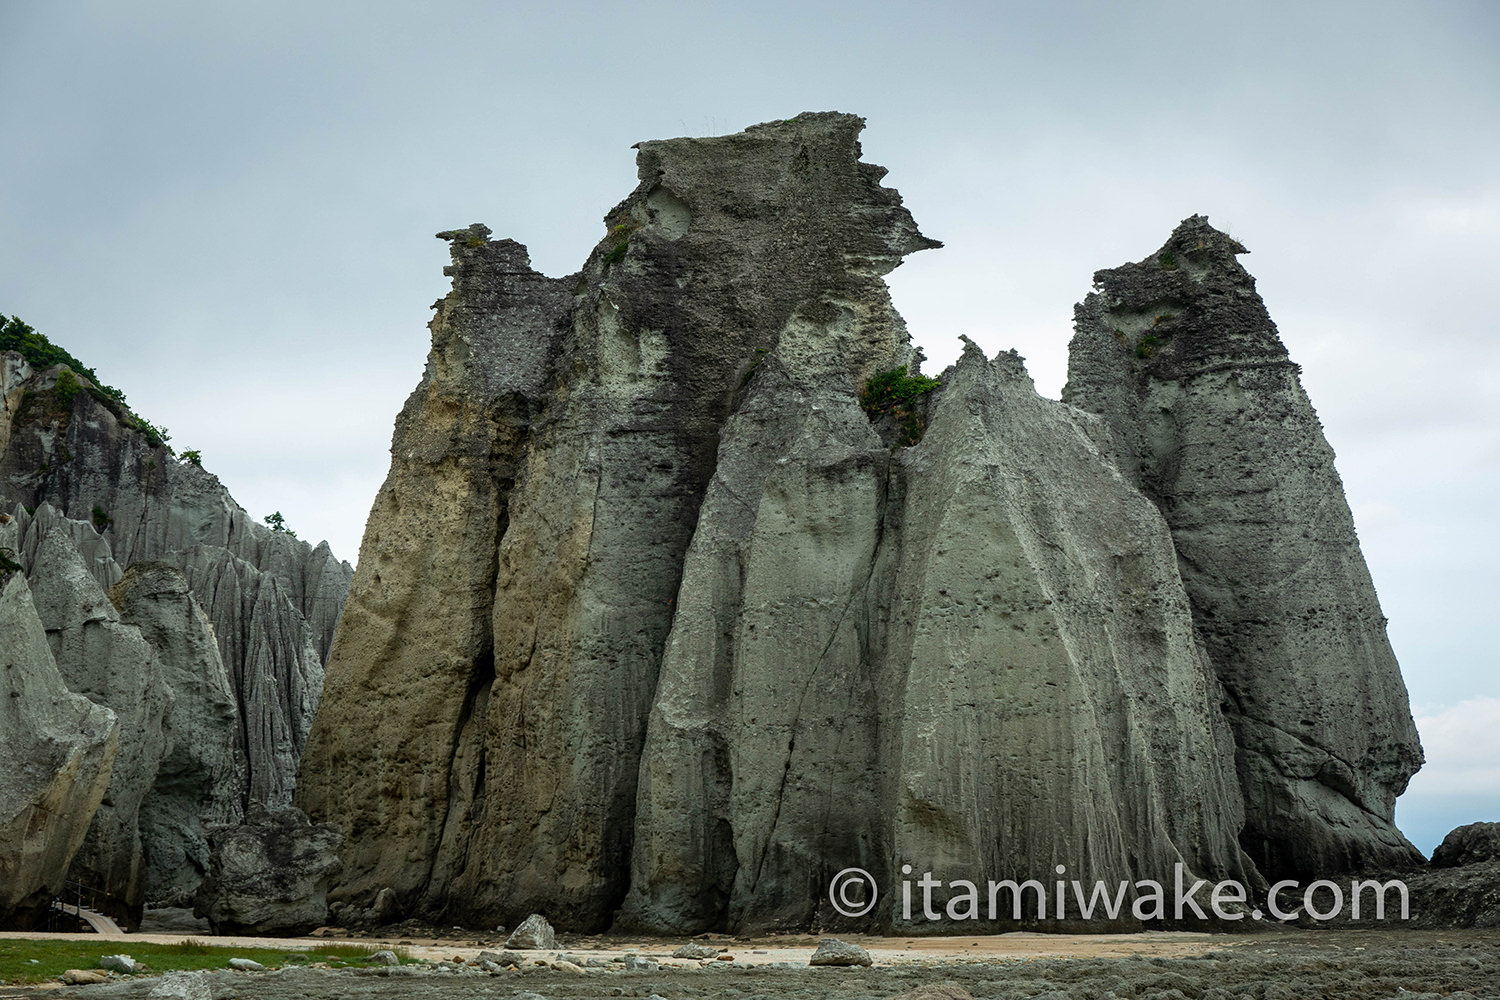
[{"left": 2, "top": 1, "right": 1495, "bottom": 855}]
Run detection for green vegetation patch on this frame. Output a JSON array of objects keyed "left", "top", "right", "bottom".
[
  {"left": 54, "top": 369, "right": 81, "bottom": 405},
  {"left": 264, "top": 511, "right": 298, "bottom": 539},
  {"left": 3, "top": 310, "right": 173, "bottom": 453},
  {"left": 0, "top": 939, "right": 412, "bottom": 984},
  {"left": 1, "top": 313, "right": 127, "bottom": 406},
  {"left": 860, "top": 366, "right": 941, "bottom": 413},
  {"left": 599, "top": 215, "right": 641, "bottom": 271},
  {"left": 860, "top": 366, "right": 942, "bottom": 447},
  {"left": 1135, "top": 333, "right": 1162, "bottom": 359}
]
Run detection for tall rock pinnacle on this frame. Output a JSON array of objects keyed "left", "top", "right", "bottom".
[
  {"left": 1063, "top": 215, "right": 1424, "bottom": 879},
  {"left": 299, "top": 123, "right": 1422, "bottom": 934},
  {"left": 297, "top": 113, "right": 941, "bottom": 930}
]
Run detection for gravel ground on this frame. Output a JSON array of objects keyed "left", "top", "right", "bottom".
[{"left": 3, "top": 929, "right": 1497, "bottom": 999}]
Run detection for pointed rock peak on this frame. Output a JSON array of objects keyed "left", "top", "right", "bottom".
[
  {"left": 951, "top": 337, "right": 1031, "bottom": 385},
  {"left": 956, "top": 334, "right": 987, "bottom": 365},
  {"left": 1131, "top": 214, "right": 1252, "bottom": 280},
  {"left": 437, "top": 222, "right": 493, "bottom": 246},
  {"left": 626, "top": 111, "right": 941, "bottom": 265},
  {"left": 436, "top": 224, "right": 537, "bottom": 281},
  {"left": 990, "top": 347, "right": 1032, "bottom": 384},
  {"left": 1168, "top": 214, "right": 1248, "bottom": 253}
]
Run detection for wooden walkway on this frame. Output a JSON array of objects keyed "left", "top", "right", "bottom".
[{"left": 51, "top": 900, "right": 124, "bottom": 935}]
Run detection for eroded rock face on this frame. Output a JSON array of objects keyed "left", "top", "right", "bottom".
[
  {"left": 168, "top": 544, "right": 323, "bottom": 809},
  {"left": 1432, "top": 822, "right": 1500, "bottom": 869},
  {"left": 299, "top": 112, "right": 939, "bottom": 930},
  {"left": 301, "top": 117, "right": 1421, "bottom": 933},
  {"left": 193, "top": 803, "right": 343, "bottom": 936},
  {"left": 0, "top": 358, "right": 353, "bottom": 798},
  {"left": 1, "top": 338, "right": 352, "bottom": 916},
  {"left": 0, "top": 500, "right": 332, "bottom": 923},
  {"left": 0, "top": 562, "right": 119, "bottom": 928},
  {"left": 622, "top": 342, "right": 1253, "bottom": 933},
  {"left": 1062, "top": 215, "right": 1424, "bottom": 880},
  {"left": 110, "top": 562, "right": 243, "bottom": 908},
  {"left": 26, "top": 528, "right": 171, "bottom": 922}
]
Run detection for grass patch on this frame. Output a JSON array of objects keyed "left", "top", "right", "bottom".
[
  {"left": 599, "top": 215, "right": 640, "bottom": 271},
  {"left": 860, "top": 366, "right": 942, "bottom": 446},
  {"left": 0, "top": 939, "right": 412, "bottom": 984}
]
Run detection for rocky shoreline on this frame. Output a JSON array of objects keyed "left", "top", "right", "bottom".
[{"left": 3, "top": 928, "right": 1498, "bottom": 999}]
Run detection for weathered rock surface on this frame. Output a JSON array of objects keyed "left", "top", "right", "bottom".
[
  {"left": 167, "top": 544, "right": 324, "bottom": 809},
  {"left": 622, "top": 341, "right": 1253, "bottom": 934},
  {"left": 1, "top": 336, "right": 352, "bottom": 921},
  {"left": 6, "top": 502, "right": 123, "bottom": 592},
  {"left": 300, "top": 116, "right": 1421, "bottom": 934},
  {"left": 0, "top": 356, "right": 352, "bottom": 649},
  {"left": 26, "top": 526, "right": 172, "bottom": 922},
  {"left": 1062, "top": 215, "right": 1424, "bottom": 880},
  {"left": 1431, "top": 822, "right": 1500, "bottom": 869},
  {"left": 0, "top": 560, "right": 119, "bottom": 928},
  {"left": 0, "top": 510, "right": 250, "bottom": 923},
  {"left": 110, "top": 561, "right": 243, "bottom": 907},
  {"left": 193, "top": 803, "right": 343, "bottom": 936},
  {"left": 808, "top": 938, "right": 873, "bottom": 967},
  {"left": 1406, "top": 859, "right": 1500, "bottom": 928},
  {"left": 299, "top": 112, "right": 939, "bottom": 930},
  {"left": 0, "top": 352, "right": 352, "bottom": 802},
  {"left": 504, "top": 913, "right": 557, "bottom": 950}
]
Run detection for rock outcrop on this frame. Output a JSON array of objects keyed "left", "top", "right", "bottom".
[
  {"left": 1062, "top": 216, "right": 1423, "bottom": 880},
  {"left": 1, "top": 510, "right": 251, "bottom": 922},
  {"left": 25, "top": 527, "right": 172, "bottom": 922},
  {"left": 0, "top": 351, "right": 352, "bottom": 802},
  {"left": 110, "top": 562, "right": 243, "bottom": 907},
  {"left": 0, "top": 556, "right": 119, "bottom": 928},
  {"left": 167, "top": 545, "right": 323, "bottom": 809},
  {"left": 296, "top": 114, "right": 1375, "bottom": 935},
  {"left": 621, "top": 342, "right": 1253, "bottom": 933},
  {"left": 1, "top": 326, "right": 354, "bottom": 923},
  {"left": 193, "top": 803, "right": 343, "bottom": 936},
  {"left": 1431, "top": 822, "right": 1500, "bottom": 869},
  {"left": 299, "top": 113, "right": 945, "bottom": 929}
]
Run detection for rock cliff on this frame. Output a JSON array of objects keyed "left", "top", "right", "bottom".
[
  {"left": 1062, "top": 215, "right": 1423, "bottom": 879},
  {"left": 622, "top": 341, "right": 1254, "bottom": 933},
  {"left": 0, "top": 346, "right": 352, "bottom": 715},
  {"left": 25, "top": 525, "right": 173, "bottom": 920},
  {"left": 299, "top": 113, "right": 947, "bottom": 929},
  {"left": 0, "top": 553, "right": 119, "bottom": 929},
  {"left": 110, "top": 561, "right": 243, "bottom": 908},
  {"left": 0, "top": 322, "right": 353, "bottom": 924},
  {"left": 295, "top": 114, "right": 1412, "bottom": 934}
]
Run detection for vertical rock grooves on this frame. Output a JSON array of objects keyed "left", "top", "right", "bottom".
[
  {"left": 299, "top": 118, "right": 1419, "bottom": 934},
  {"left": 299, "top": 113, "right": 940, "bottom": 930},
  {"left": 0, "top": 562, "right": 120, "bottom": 929},
  {"left": 0, "top": 353, "right": 354, "bottom": 812},
  {"left": 1062, "top": 215, "right": 1424, "bottom": 879}
]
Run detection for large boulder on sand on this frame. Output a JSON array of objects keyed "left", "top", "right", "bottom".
[{"left": 193, "top": 803, "right": 343, "bottom": 935}]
